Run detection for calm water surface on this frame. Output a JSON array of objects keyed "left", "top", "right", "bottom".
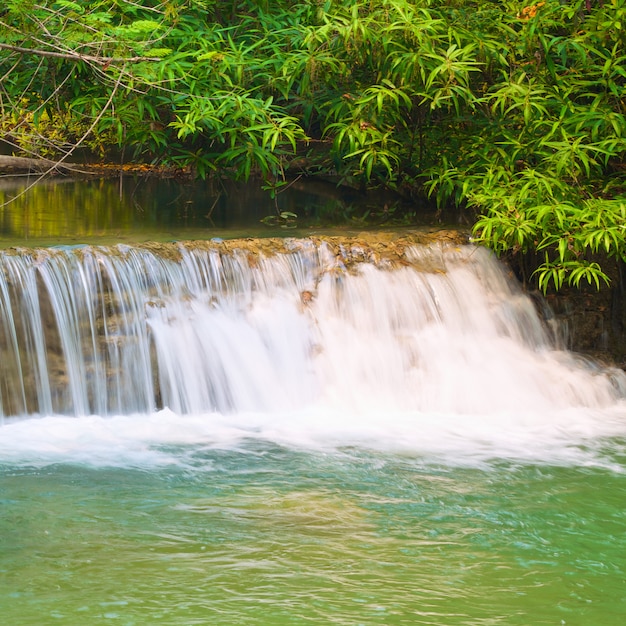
[{"left": 0, "top": 175, "right": 405, "bottom": 246}]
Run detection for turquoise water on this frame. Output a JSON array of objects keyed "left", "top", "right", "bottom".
[{"left": 2, "top": 444, "right": 626, "bottom": 625}]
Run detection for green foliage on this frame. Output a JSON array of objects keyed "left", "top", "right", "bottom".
[
  {"left": 1, "top": 0, "right": 625, "bottom": 291},
  {"left": 421, "top": 0, "right": 626, "bottom": 291}
]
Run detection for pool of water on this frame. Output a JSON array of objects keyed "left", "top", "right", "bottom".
[
  {"left": 1, "top": 437, "right": 625, "bottom": 625},
  {"left": 0, "top": 175, "right": 411, "bottom": 247}
]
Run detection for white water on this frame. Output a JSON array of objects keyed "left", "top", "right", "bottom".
[{"left": 0, "top": 240, "right": 625, "bottom": 469}]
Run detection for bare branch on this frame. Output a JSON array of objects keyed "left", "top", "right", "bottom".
[
  {"left": 0, "top": 42, "right": 162, "bottom": 64},
  {"left": 0, "top": 66, "right": 128, "bottom": 208}
]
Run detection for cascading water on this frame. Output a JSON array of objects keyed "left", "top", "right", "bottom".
[
  {"left": 3, "top": 235, "right": 626, "bottom": 626},
  {"left": 0, "top": 236, "right": 625, "bottom": 467}
]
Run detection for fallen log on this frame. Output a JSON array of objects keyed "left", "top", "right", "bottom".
[
  {"left": 0, "top": 154, "right": 86, "bottom": 174},
  {"left": 0, "top": 155, "right": 194, "bottom": 178}
]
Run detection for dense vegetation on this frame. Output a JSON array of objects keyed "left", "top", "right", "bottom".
[{"left": 1, "top": 0, "right": 625, "bottom": 289}]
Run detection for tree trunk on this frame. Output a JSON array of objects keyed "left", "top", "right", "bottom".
[{"left": 0, "top": 155, "right": 85, "bottom": 174}]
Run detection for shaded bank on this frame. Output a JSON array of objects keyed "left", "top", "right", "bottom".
[{"left": 508, "top": 253, "right": 626, "bottom": 369}]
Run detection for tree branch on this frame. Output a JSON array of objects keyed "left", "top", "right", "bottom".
[
  {"left": 1, "top": 66, "right": 127, "bottom": 207},
  {"left": 0, "top": 42, "right": 162, "bottom": 64}
]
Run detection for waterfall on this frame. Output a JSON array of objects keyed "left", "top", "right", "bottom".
[{"left": 0, "top": 236, "right": 624, "bottom": 423}]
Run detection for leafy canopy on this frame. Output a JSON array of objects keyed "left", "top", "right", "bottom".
[{"left": 1, "top": 0, "right": 625, "bottom": 290}]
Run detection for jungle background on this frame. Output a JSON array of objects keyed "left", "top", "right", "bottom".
[{"left": 0, "top": 0, "right": 625, "bottom": 295}]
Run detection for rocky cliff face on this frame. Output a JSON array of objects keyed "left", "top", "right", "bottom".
[{"left": 512, "top": 255, "right": 626, "bottom": 369}]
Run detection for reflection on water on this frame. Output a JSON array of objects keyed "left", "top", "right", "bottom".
[{"left": 0, "top": 175, "right": 410, "bottom": 246}]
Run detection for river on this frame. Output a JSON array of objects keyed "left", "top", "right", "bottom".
[{"left": 0, "top": 177, "right": 625, "bottom": 625}]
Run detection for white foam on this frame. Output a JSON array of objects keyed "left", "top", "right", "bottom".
[
  {"left": 1, "top": 243, "right": 625, "bottom": 470},
  {"left": 1, "top": 401, "right": 625, "bottom": 470}
]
